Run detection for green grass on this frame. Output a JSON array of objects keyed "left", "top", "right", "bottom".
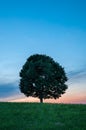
[{"left": 0, "top": 102, "right": 86, "bottom": 130}]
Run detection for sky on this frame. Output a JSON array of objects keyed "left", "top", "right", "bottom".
[{"left": 0, "top": 0, "right": 86, "bottom": 103}]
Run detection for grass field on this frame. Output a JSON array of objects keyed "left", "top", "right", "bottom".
[{"left": 0, "top": 102, "right": 86, "bottom": 130}]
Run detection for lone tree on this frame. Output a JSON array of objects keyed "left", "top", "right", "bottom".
[{"left": 19, "top": 54, "right": 68, "bottom": 103}]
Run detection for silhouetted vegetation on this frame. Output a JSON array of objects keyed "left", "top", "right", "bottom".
[{"left": 19, "top": 54, "right": 68, "bottom": 103}]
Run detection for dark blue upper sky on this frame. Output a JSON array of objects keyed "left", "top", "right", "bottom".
[
  {"left": 0, "top": 0, "right": 86, "bottom": 80},
  {"left": 0, "top": 0, "right": 86, "bottom": 27}
]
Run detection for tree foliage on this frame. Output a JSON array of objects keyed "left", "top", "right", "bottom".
[{"left": 19, "top": 54, "right": 68, "bottom": 103}]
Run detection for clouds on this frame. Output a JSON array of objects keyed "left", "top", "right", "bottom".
[
  {"left": 68, "top": 66, "right": 86, "bottom": 83},
  {"left": 64, "top": 66, "right": 86, "bottom": 104},
  {"left": 0, "top": 60, "right": 20, "bottom": 84},
  {"left": 0, "top": 82, "right": 24, "bottom": 102},
  {"left": 0, "top": 83, "right": 18, "bottom": 98},
  {"left": 0, "top": 65, "right": 86, "bottom": 103}
]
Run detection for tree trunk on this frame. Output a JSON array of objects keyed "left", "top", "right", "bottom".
[
  {"left": 39, "top": 87, "right": 43, "bottom": 103},
  {"left": 40, "top": 97, "right": 43, "bottom": 103}
]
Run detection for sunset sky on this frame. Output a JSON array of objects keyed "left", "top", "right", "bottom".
[{"left": 0, "top": 0, "right": 86, "bottom": 103}]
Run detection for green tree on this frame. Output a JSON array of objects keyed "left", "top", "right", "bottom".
[{"left": 19, "top": 54, "right": 68, "bottom": 103}]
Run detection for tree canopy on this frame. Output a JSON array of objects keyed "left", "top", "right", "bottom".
[{"left": 19, "top": 54, "right": 68, "bottom": 103}]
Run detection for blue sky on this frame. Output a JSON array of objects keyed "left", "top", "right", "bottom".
[{"left": 0, "top": 0, "right": 86, "bottom": 103}]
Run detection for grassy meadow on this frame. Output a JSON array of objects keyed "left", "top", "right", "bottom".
[{"left": 0, "top": 102, "right": 86, "bottom": 130}]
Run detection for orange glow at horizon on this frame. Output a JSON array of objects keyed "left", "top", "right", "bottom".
[
  {"left": 9, "top": 89, "right": 86, "bottom": 104},
  {"left": 9, "top": 96, "right": 86, "bottom": 104}
]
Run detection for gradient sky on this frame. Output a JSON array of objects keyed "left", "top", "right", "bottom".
[{"left": 0, "top": 0, "right": 86, "bottom": 103}]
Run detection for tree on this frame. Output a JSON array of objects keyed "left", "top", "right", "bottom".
[{"left": 19, "top": 54, "right": 68, "bottom": 103}]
